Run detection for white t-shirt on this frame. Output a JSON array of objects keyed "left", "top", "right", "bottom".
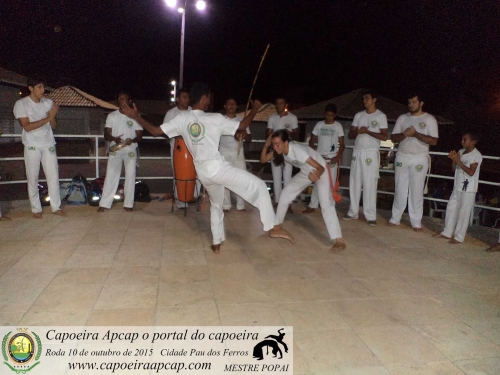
[
  {"left": 160, "top": 110, "right": 240, "bottom": 169},
  {"left": 312, "top": 121, "right": 344, "bottom": 158},
  {"left": 283, "top": 142, "right": 326, "bottom": 175},
  {"left": 267, "top": 112, "right": 298, "bottom": 133},
  {"left": 393, "top": 112, "right": 439, "bottom": 155},
  {"left": 352, "top": 109, "right": 388, "bottom": 151},
  {"left": 454, "top": 148, "right": 482, "bottom": 193},
  {"left": 219, "top": 115, "right": 250, "bottom": 155},
  {"left": 13, "top": 96, "right": 55, "bottom": 147},
  {"left": 105, "top": 110, "right": 143, "bottom": 151}
]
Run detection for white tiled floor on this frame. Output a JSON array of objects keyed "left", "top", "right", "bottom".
[{"left": 1, "top": 200, "right": 499, "bottom": 374}]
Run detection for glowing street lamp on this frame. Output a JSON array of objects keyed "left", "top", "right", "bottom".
[
  {"left": 165, "top": 0, "right": 207, "bottom": 88},
  {"left": 170, "top": 80, "right": 177, "bottom": 103}
]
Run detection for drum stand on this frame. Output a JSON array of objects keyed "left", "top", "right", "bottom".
[{"left": 171, "top": 178, "right": 202, "bottom": 216}]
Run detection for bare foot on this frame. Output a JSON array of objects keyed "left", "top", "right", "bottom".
[
  {"left": 269, "top": 225, "right": 296, "bottom": 243},
  {"left": 331, "top": 238, "right": 346, "bottom": 253},
  {"left": 486, "top": 243, "right": 500, "bottom": 253},
  {"left": 236, "top": 209, "right": 246, "bottom": 212},
  {"left": 53, "top": 210, "right": 68, "bottom": 218},
  {"left": 433, "top": 233, "right": 450, "bottom": 239},
  {"left": 0, "top": 215, "right": 12, "bottom": 221},
  {"left": 124, "top": 207, "right": 133, "bottom": 212},
  {"left": 223, "top": 209, "right": 230, "bottom": 213},
  {"left": 97, "top": 207, "right": 106, "bottom": 213},
  {"left": 302, "top": 207, "right": 315, "bottom": 214},
  {"left": 33, "top": 212, "right": 43, "bottom": 219},
  {"left": 211, "top": 244, "right": 221, "bottom": 253},
  {"left": 413, "top": 227, "right": 424, "bottom": 232},
  {"left": 287, "top": 206, "right": 294, "bottom": 214},
  {"left": 386, "top": 222, "right": 398, "bottom": 227},
  {"left": 164, "top": 193, "right": 173, "bottom": 200},
  {"left": 448, "top": 239, "right": 460, "bottom": 244}
]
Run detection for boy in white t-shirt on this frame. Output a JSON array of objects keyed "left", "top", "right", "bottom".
[
  {"left": 344, "top": 90, "right": 388, "bottom": 226},
  {"left": 13, "top": 76, "right": 66, "bottom": 219},
  {"left": 266, "top": 95, "right": 299, "bottom": 207},
  {"left": 219, "top": 97, "right": 251, "bottom": 212},
  {"left": 304, "top": 103, "right": 344, "bottom": 213},
  {"left": 434, "top": 132, "right": 482, "bottom": 243},
  {"left": 98, "top": 91, "right": 143, "bottom": 212}
]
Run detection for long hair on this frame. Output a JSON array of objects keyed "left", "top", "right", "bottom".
[{"left": 271, "top": 129, "right": 290, "bottom": 167}]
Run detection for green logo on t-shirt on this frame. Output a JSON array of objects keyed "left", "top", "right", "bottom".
[
  {"left": 129, "top": 152, "right": 135, "bottom": 157},
  {"left": 396, "top": 162, "right": 402, "bottom": 167},
  {"left": 371, "top": 121, "right": 378, "bottom": 127},
  {"left": 49, "top": 146, "right": 56, "bottom": 154},
  {"left": 419, "top": 122, "right": 427, "bottom": 129},
  {"left": 188, "top": 122, "right": 206, "bottom": 143},
  {"left": 127, "top": 120, "right": 133, "bottom": 127},
  {"left": 416, "top": 165, "right": 424, "bottom": 172},
  {"left": 28, "top": 146, "right": 36, "bottom": 151},
  {"left": 365, "top": 158, "right": 372, "bottom": 166}
]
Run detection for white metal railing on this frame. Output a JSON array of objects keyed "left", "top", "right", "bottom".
[{"left": 1, "top": 134, "right": 499, "bottom": 214}]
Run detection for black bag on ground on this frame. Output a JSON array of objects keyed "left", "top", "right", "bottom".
[{"left": 134, "top": 181, "right": 151, "bottom": 202}]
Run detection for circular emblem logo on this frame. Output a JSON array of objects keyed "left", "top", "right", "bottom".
[
  {"left": 419, "top": 122, "right": 427, "bottom": 129},
  {"left": 371, "top": 121, "right": 378, "bottom": 127},
  {"left": 127, "top": 120, "right": 133, "bottom": 127},
  {"left": 416, "top": 165, "right": 424, "bottom": 172},
  {"left": 365, "top": 158, "right": 372, "bottom": 165},
  {"left": 188, "top": 122, "right": 206, "bottom": 143},
  {"left": 8, "top": 333, "right": 35, "bottom": 364},
  {"left": 284, "top": 123, "right": 291, "bottom": 129},
  {"left": 129, "top": 152, "right": 135, "bottom": 157},
  {"left": 49, "top": 146, "right": 56, "bottom": 154}
]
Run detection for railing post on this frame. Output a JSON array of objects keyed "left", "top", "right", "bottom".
[{"left": 95, "top": 135, "right": 99, "bottom": 179}]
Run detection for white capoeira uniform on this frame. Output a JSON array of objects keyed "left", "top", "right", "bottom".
[
  {"left": 277, "top": 142, "right": 342, "bottom": 240},
  {"left": 219, "top": 115, "right": 250, "bottom": 211},
  {"left": 267, "top": 112, "right": 298, "bottom": 203},
  {"left": 441, "top": 148, "right": 482, "bottom": 242},
  {"left": 389, "top": 112, "right": 439, "bottom": 228},
  {"left": 13, "top": 96, "right": 62, "bottom": 214},
  {"left": 164, "top": 106, "right": 201, "bottom": 208},
  {"left": 160, "top": 110, "right": 278, "bottom": 245},
  {"left": 309, "top": 120, "right": 344, "bottom": 209},
  {"left": 347, "top": 110, "right": 388, "bottom": 221},
  {"left": 99, "top": 110, "right": 142, "bottom": 209}
]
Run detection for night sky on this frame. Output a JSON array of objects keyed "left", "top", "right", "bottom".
[{"left": 1, "top": 0, "right": 499, "bottom": 151}]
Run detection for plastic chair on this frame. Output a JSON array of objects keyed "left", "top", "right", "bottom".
[
  {"left": 429, "top": 200, "right": 446, "bottom": 219},
  {"left": 469, "top": 207, "right": 483, "bottom": 225}
]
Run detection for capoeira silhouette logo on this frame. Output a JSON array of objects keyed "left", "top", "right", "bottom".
[
  {"left": 462, "top": 179, "right": 469, "bottom": 191},
  {"left": 252, "top": 328, "right": 288, "bottom": 361}
]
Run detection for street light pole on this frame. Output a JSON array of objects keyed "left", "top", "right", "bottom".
[
  {"left": 166, "top": 0, "right": 206, "bottom": 89},
  {"left": 179, "top": 6, "right": 186, "bottom": 88}
]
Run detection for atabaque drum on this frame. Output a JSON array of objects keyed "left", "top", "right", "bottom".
[{"left": 173, "top": 138, "right": 197, "bottom": 203}]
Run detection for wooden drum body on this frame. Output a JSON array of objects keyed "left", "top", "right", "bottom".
[{"left": 173, "top": 138, "right": 197, "bottom": 203}]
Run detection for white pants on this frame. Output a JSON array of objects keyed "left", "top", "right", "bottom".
[
  {"left": 277, "top": 169, "right": 342, "bottom": 240},
  {"left": 347, "top": 150, "right": 379, "bottom": 221},
  {"left": 170, "top": 138, "right": 201, "bottom": 208},
  {"left": 309, "top": 162, "right": 338, "bottom": 209},
  {"left": 100, "top": 148, "right": 137, "bottom": 209},
  {"left": 24, "top": 145, "right": 62, "bottom": 213},
  {"left": 271, "top": 161, "right": 292, "bottom": 203},
  {"left": 220, "top": 150, "right": 247, "bottom": 211},
  {"left": 390, "top": 153, "right": 429, "bottom": 228},
  {"left": 441, "top": 190, "right": 475, "bottom": 242},
  {"left": 197, "top": 160, "right": 278, "bottom": 245}
]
